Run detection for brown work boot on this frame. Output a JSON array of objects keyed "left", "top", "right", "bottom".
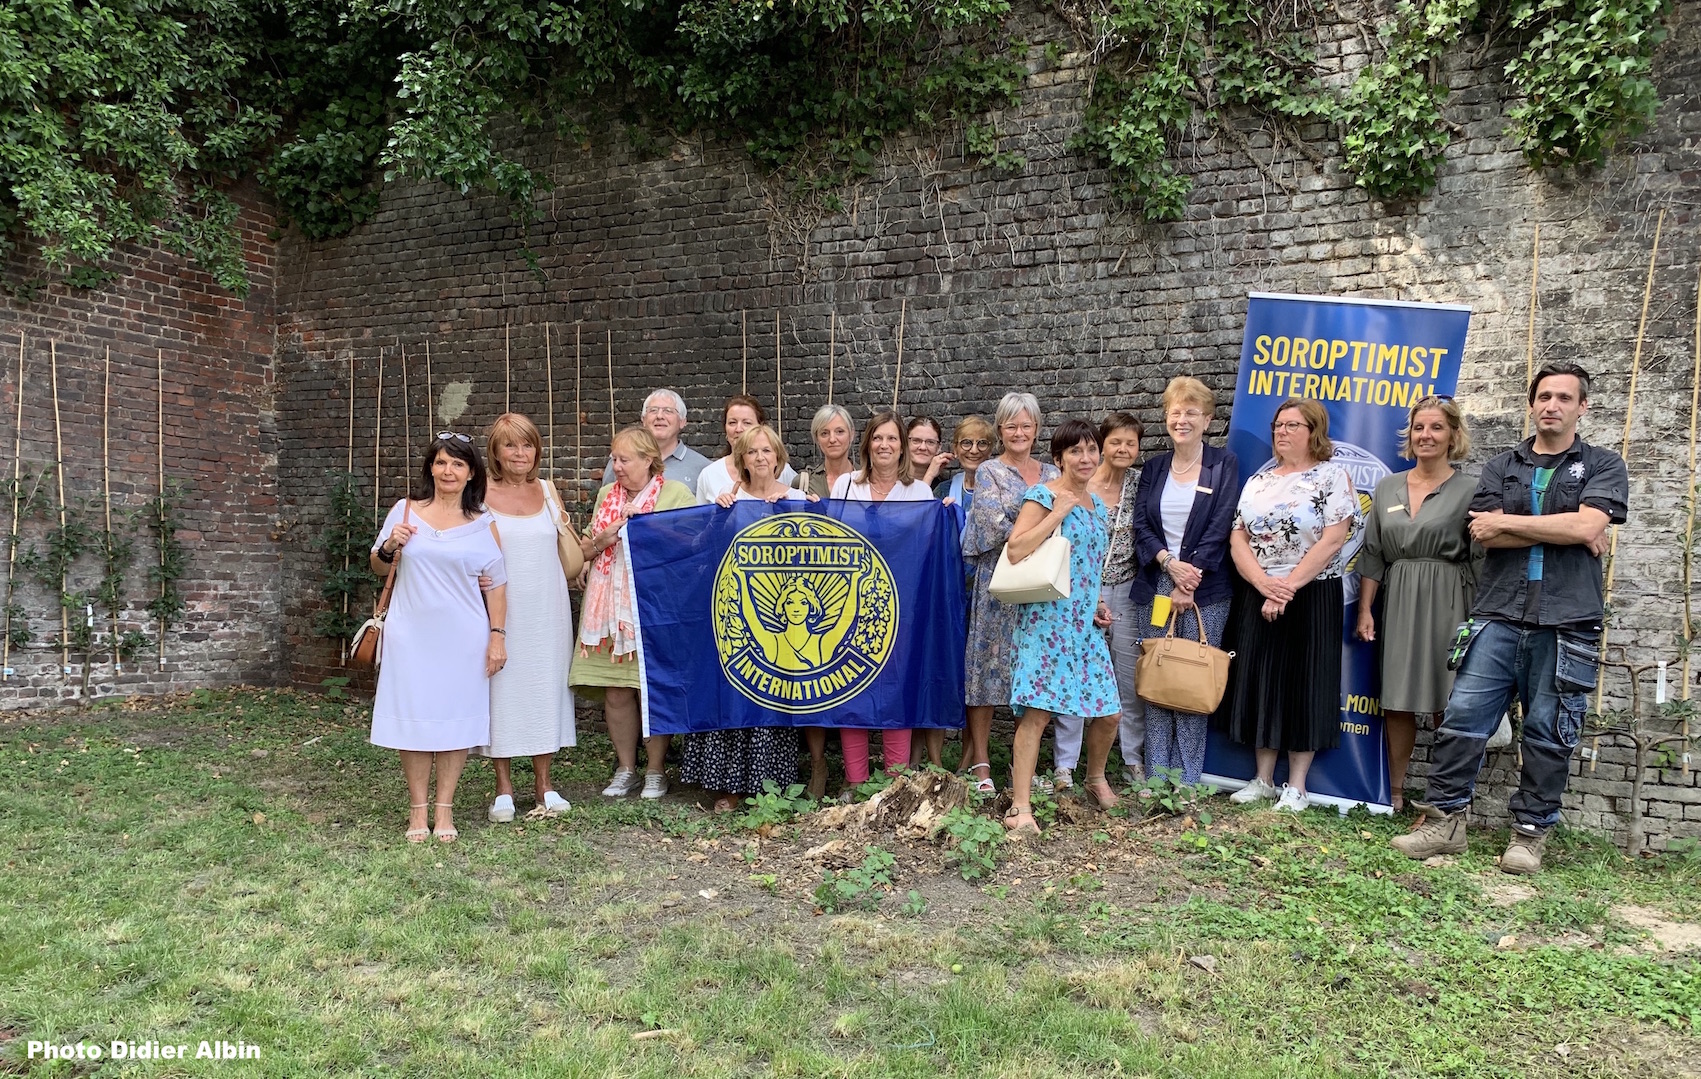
[
  {"left": 1499, "top": 825, "right": 1548, "bottom": 875},
  {"left": 1390, "top": 803, "right": 1467, "bottom": 859}
]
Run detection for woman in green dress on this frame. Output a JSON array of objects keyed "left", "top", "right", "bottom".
[{"left": 1354, "top": 396, "right": 1478, "bottom": 810}]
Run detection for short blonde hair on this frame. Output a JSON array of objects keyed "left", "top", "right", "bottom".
[
  {"left": 1162, "top": 376, "right": 1215, "bottom": 414},
  {"left": 951, "top": 415, "right": 994, "bottom": 447},
  {"left": 1399, "top": 396, "right": 1471, "bottom": 461},
  {"left": 486, "top": 413, "right": 543, "bottom": 483},
  {"left": 610, "top": 425, "right": 664, "bottom": 479},
  {"left": 1272, "top": 397, "right": 1334, "bottom": 462},
  {"left": 732, "top": 424, "right": 790, "bottom": 484}
]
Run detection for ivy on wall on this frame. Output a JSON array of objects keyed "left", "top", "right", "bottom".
[{"left": 0, "top": 0, "right": 1678, "bottom": 289}]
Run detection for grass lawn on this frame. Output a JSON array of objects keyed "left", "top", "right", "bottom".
[{"left": 2, "top": 688, "right": 1699, "bottom": 1077}]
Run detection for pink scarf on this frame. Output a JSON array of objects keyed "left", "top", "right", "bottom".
[{"left": 579, "top": 476, "right": 663, "bottom": 659}]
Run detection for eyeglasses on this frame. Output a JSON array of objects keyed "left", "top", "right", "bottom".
[
  {"left": 643, "top": 406, "right": 680, "bottom": 417},
  {"left": 435, "top": 431, "right": 472, "bottom": 443},
  {"left": 956, "top": 439, "right": 992, "bottom": 450},
  {"left": 1271, "top": 421, "right": 1312, "bottom": 433},
  {"left": 910, "top": 437, "right": 940, "bottom": 449},
  {"left": 1166, "top": 409, "right": 1206, "bottom": 421}
]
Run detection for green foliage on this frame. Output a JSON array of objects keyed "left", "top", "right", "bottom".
[
  {"left": 0, "top": 0, "right": 276, "bottom": 293},
  {"left": 319, "top": 675, "right": 351, "bottom": 700},
  {"left": 93, "top": 505, "right": 145, "bottom": 666},
  {"left": 814, "top": 845, "right": 898, "bottom": 912},
  {"left": 900, "top": 889, "right": 928, "bottom": 916},
  {"left": 1505, "top": 0, "right": 1670, "bottom": 167},
  {"left": 1339, "top": 1, "right": 1480, "bottom": 199},
  {"left": 1667, "top": 836, "right": 1701, "bottom": 865},
  {"left": 144, "top": 481, "right": 189, "bottom": 632},
  {"left": 739, "top": 781, "right": 818, "bottom": 829},
  {"left": 939, "top": 805, "right": 1004, "bottom": 880},
  {"left": 964, "top": 122, "right": 1027, "bottom": 172},
  {"left": 1135, "top": 766, "right": 1217, "bottom": 818},
  {"left": 1071, "top": 0, "right": 1334, "bottom": 220},
  {"left": 313, "top": 471, "right": 377, "bottom": 642}
]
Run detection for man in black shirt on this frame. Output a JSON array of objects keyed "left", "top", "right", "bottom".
[{"left": 1393, "top": 362, "right": 1628, "bottom": 873}]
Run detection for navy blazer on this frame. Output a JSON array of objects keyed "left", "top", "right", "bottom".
[{"left": 1130, "top": 444, "right": 1243, "bottom": 606}]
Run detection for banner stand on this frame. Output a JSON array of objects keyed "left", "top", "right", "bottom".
[
  {"left": 1206, "top": 292, "right": 1473, "bottom": 812},
  {"left": 1202, "top": 774, "right": 1396, "bottom": 816}
]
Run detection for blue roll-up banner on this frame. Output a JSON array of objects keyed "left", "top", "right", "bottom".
[
  {"left": 627, "top": 499, "right": 968, "bottom": 736},
  {"left": 1206, "top": 293, "right": 1472, "bottom": 812}
]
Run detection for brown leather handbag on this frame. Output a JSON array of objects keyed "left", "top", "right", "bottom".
[
  {"left": 348, "top": 503, "right": 406, "bottom": 670},
  {"left": 546, "top": 480, "right": 584, "bottom": 582},
  {"left": 1136, "top": 609, "right": 1234, "bottom": 715}
]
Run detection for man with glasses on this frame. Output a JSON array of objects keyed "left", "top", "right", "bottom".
[
  {"left": 1393, "top": 361, "right": 1627, "bottom": 874},
  {"left": 601, "top": 389, "right": 712, "bottom": 493}
]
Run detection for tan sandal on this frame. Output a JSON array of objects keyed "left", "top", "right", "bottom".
[
  {"left": 434, "top": 802, "right": 458, "bottom": 844},
  {"left": 1003, "top": 805, "right": 1040, "bottom": 838},
  {"left": 712, "top": 796, "right": 740, "bottom": 814},
  {"left": 406, "top": 803, "right": 430, "bottom": 844},
  {"left": 1084, "top": 775, "right": 1120, "bottom": 811}
]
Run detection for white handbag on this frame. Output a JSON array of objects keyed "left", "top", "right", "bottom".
[{"left": 988, "top": 531, "right": 1071, "bottom": 604}]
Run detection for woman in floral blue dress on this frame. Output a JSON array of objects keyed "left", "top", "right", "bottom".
[
  {"left": 1003, "top": 419, "right": 1122, "bottom": 835},
  {"left": 960, "top": 392, "right": 1058, "bottom": 793}
]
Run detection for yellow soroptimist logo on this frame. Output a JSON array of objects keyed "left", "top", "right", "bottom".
[{"left": 712, "top": 512, "right": 897, "bottom": 714}]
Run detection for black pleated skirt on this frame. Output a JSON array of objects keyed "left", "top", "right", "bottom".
[{"left": 1221, "top": 576, "right": 1344, "bottom": 753}]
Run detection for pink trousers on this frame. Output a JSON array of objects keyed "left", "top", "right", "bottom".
[{"left": 840, "top": 729, "right": 913, "bottom": 785}]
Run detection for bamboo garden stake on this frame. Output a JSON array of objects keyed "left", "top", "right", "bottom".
[
  {"left": 50, "top": 341, "right": 67, "bottom": 678},
  {"left": 892, "top": 299, "right": 906, "bottom": 414},
  {"left": 1685, "top": 264, "right": 1701, "bottom": 778},
  {"left": 1595, "top": 208, "right": 1664, "bottom": 745},
  {"left": 3, "top": 334, "right": 24, "bottom": 681},
  {"left": 741, "top": 310, "right": 749, "bottom": 394},
  {"left": 606, "top": 328, "right": 616, "bottom": 442},
  {"left": 546, "top": 323, "right": 556, "bottom": 481},
  {"left": 341, "top": 350, "right": 355, "bottom": 665},
  {"left": 775, "top": 311, "right": 782, "bottom": 437},
  {"left": 576, "top": 324, "right": 584, "bottom": 503},
  {"left": 104, "top": 347, "right": 119, "bottom": 674},
  {"left": 425, "top": 339, "right": 435, "bottom": 431},
  {"left": 156, "top": 349, "right": 165, "bottom": 670},
  {"left": 827, "top": 312, "right": 836, "bottom": 404},
  {"left": 400, "top": 338, "right": 411, "bottom": 462},
  {"left": 504, "top": 322, "right": 512, "bottom": 414},
  {"left": 374, "top": 345, "right": 384, "bottom": 527},
  {"left": 1523, "top": 222, "right": 1540, "bottom": 438}
]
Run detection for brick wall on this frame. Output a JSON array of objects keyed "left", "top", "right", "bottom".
[
  {"left": 0, "top": 187, "right": 282, "bottom": 705},
  {"left": 269, "top": 6, "right": 1700, "bottom": 846}
]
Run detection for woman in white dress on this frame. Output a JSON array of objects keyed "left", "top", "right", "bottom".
[
  {"left": 481, "top": 414, "right": 576, "bottom": 823},
  {"left": 829, "top": 411, "right": 934, "bottom": 785},
  {"left": 370, "top": 433, "right": 508, "bottom": 843},
  {"left": 696, "top": 395, "right": 797, "bottom": 503}
]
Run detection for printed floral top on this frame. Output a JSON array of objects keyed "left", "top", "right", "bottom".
[
  {"left": 1100, "top": 469, "right": 1140, "bottom": 587},
  {"left": 1232, "top": 462, "right": 1362, "bottom": 579}
]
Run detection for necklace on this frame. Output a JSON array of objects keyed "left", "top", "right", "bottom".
[{"left": 1171, "top": 451, "right": 1203, "bottom": 475}]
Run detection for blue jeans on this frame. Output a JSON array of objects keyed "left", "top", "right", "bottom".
[{"left": 1424, "top": 619, "right": 1594, "bottom": 829}]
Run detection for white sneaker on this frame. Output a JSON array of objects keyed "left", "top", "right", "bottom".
[
  {"left": 1274, "top": 785, "right": 1310, "bottom": 813},
  {"left": 602, "top": 768, "right": 640, "bottom": 797},
  {"left": 640, "top": 772, "right": 669, "bottom": 799},
  {"left": 540, "top": 790, "right": 571, "bottom": 816},
  {"left": 1053, "top": 768, "right": 1075, "bottom": 792},
  {"left": 488, "top": 794, "right": 516, "bottom": 823},
  {"left": 1229, "top": 777, "right": 1278, "bottom": 804},
  {"left": 1030, "top": 773, "right": 1055, "bottom": 797}
]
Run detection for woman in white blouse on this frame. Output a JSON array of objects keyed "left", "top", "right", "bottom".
[
  {"left": 829, "top": 411, "right": 935, "bottom": 501},
  {"left": 828, "top": 411, "right": 933, "bottom": 785},
  {"left": 697, "top": 394, "right": 797, "bottom": 503}
]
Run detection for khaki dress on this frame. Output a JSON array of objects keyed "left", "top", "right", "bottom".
[{"left": 1357, "top": 469, "right": 1479, "bottom": 714}]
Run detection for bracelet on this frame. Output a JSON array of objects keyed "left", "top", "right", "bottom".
[
  {"left": 377, "top": 545, "right": 396, "bottom": 564},
  {"left": 490, "top": 628, "right": 506, "bottom": 636}
]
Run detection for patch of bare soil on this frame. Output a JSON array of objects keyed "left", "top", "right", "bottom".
[{"left": 1614, "top": 904, "right": 1701, "bottom": 954}]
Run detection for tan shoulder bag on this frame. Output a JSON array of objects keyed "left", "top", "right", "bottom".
[
  {"left": 349, "top": 502, "right": 407, "bottom": 670},
  {"left": 1135, "top": 609, "right": 1234, "bottom": 715}
]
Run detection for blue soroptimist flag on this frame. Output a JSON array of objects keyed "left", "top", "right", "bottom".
[
  {"left": 625, "top": 500, "right": 968, "bottom": 736},
  {"left": 1207, "top": 292, "right": 1471, "bottom": 811}
]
